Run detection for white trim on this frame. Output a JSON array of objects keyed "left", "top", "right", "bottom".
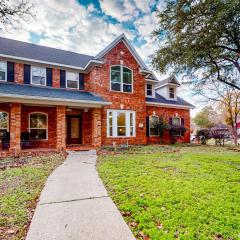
[
  {"left": 107, "top": 109, "right": 136, "bottom": 138},
  {"left": 66, "top": 71, "right": 79, "bottom": 89},
  {"left": 29, "top": 112, "right": 48, "bottom": 140},
  {"left": 0, "top": 93, "right": 111, "bottom": 108},
  {"left": 96, "top": 34, "right": 148, "bottom": 70},
  {"left": 0, "top": 111, "right": 9, "bottom": 131},
  {"left": 0, "top": 53, "right": 103, "bottom": 72},
  {"left": 155, "top": 83, "right": 180, "bottom": 89},
  {"left": 0, "top": 61, "right": 7, "bottom": 82},
  {"left": 110, "top": 65, "right": 133, "bottom": 93},
  {"left": 146, "top": 101, "right": 194, "bottom": 109},
  {"left": 30, "top": 66, "right": 47, "bottom": 86}
]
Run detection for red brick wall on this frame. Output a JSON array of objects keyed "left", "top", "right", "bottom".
[
  {"left": 21, "top": 106, "right": 57, "bottom": 148},
  {"left": 146, "top": 106, "right": 191, "bottom": 144},
  {"left": 52, "top": 68, "right": 60, "bottom": 88},
  {"left": 85, "top": 41, "right": 147, "bottom": 146},
  {"left": 14, "top": 63, "right": 24, "bottom": 84}
]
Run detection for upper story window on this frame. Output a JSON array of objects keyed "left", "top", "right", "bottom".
[
  {"left": 31, "top": 66, "right": 46, "bottom": 86},
  {"left": 66, "top": 71, "right": 79, "bottom": 89},
  {"left": 0, "top": 61, "right": 7, "bottom": 81},
  {"left": 29, "top": 113, "right": 48, "bottom": 140},
  {"left": 110, "top": 65, "right": 133, "bottom": 93},
  {"left": 107, "top": 110, "right": 135, "bottom": 137},
  {"left": 0, "top": 112, "right": 8, "bottom": 138},
  {"left": 146, "top": 84, "right": 153, "bottom": 97},
  {"left": 169, "top": 87, "right": 175, "bottom": 99}
]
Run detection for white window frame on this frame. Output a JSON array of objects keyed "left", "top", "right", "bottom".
[
  {"left": 66, "top": 71, "right": 79, "bottom": 89},
  {"left": 149, "top": 115, "right": 160, "bottom": 136},
  {"left": 29, "top": 112, "right": 48, "bottom": 140},
  {"left": 0, "top": 61, "right": 7, "bottom": 81},
  {"left": 107, "top": 110, "right": 135, "bottom": 137},
  {"left": 169, "top": 86, "right": 175, "bottom": 99},
  {"left": 31, "top": 66, "right": 47, "bottom": 86},
  {"left": 146, "top": 84, "right": 154, "bottom": 97},
  {"left": 110, "top": 65, "right": 133, "bottom": 93}
]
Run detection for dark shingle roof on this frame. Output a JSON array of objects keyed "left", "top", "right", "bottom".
[
  {"left": 0, "top": 37, "right": 94, "bottom": 69},
  {"left": 146, "top": 93, "right": 194, "bottom": 108},
  {"left": 0, "top": 82, "right": 107, "bottom": 103}
]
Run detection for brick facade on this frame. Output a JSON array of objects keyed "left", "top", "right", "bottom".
[{"left": 146, "top": 106, "right": 190, "bottom": 144}]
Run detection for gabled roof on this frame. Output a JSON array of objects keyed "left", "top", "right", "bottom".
[
  {"left": 0, "top": 82, "right": 110, "bottom": 107},
  {"left": 146, "top": 93, "right": 194, "bottom": 109},
  {"left": 0, "top": 37, "right": 102, "bottom": 71},
  {"left": 155, "top": 75, "right": 180, "bottom": 88},
  {"left": 95, "top": 34, "right": 149, "bottom": 71}
]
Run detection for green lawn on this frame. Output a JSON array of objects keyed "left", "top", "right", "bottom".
[
  {"left": 98, "top": 146, "right": 240, "bottom": 240},
  {"left": 0, "top": 154, "right": 65, "bottom": 240}
]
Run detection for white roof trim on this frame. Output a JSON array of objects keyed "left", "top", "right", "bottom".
[
  {"left": 146, "top": 101, "right": 194, "bottom": 109},
  {"left": 95, "top": 34, "right": 149, "bottom": 70},
  {"left": 0, "top": 53, "right": 103, "bottom": 72},
  {"left": 155, "top": 83, "right": 180, "bottom": 89},
  {"left": 0, "top": 93, "right": 111, "bottom": 108}
]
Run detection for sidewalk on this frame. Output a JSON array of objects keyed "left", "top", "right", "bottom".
[{"left": 26, "top": 150, "right": 135, "bottom": 240}]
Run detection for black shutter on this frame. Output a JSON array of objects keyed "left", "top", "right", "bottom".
[
  {"left": 46, "top": 68, "right": 52, "bottom": 87},
  {"left": 146, "top": 116, "right": 149, "bottom": 137},
  {"left": 79, "top": 73, "right": 84, "bottom": 90},
  {"left": 7, "top": 62, "right": 14, "bottom": 82},
  {"left": 24, "top": 64, "right": 31, "bottom": 84},
  {"left": 181, "top": 118, "right": 185, "bottom": 127},
  {"left": 60, "top": 70, "right": 66, "bottom": 88}
]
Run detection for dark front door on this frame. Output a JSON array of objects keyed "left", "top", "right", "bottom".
[{"left": 66, "top": 115, "right": 82, "bottom": 145}]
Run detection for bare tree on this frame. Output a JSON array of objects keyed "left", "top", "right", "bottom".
[
  {"left": 0, "top": 0, "right": 32, "bottom": 30},
  {"left": 194, "top": 80, "right": 240, "bottom": 146}
]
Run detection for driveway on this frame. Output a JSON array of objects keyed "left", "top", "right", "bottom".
[{"left": 26, "top": 150, "right": 135, "bottom": 240}]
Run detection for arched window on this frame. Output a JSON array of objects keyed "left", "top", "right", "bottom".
[
  {"left": 0, "top": 111, "right": 8, "bottom": 137},
  {"left": 29, "top": 113, "right": 48, "bottom": 140},
  {"left": 110, "top": 65, "right": 133, "bottom": 93}
]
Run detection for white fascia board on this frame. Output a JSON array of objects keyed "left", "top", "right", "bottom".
[
  {"left": 0, "top": 53, "right": 103, "bottom": 72},
  {"left": 0, "top": 93, "right": 111, "bottom": 108},
  {"left": 146, "top": 101, "right": 195, "bottom": 109},
  {"left": 155, "top": 83, "right": 180, "bottom": 89},
  {"left": 95, "top": 34, "right": 149, "bottom": 71}
]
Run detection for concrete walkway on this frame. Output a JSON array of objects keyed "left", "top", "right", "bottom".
[{"left": 26, "top": 150, "right": 135, "bottom": 240}]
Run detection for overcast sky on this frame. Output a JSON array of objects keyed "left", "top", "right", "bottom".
[{"left": 0, "top": 0, "right": 202, "bottom": 116}]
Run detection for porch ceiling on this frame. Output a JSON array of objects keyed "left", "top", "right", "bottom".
[{"left": 0, "top": 82, "right": 111, "bottom": 108}]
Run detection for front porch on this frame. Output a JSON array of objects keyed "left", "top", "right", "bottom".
[{"left": 0, "top": 103, "right": 102, "bottom": 158}]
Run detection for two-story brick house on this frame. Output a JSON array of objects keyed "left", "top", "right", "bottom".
[{"left": 0, "top": 34, "right": 194, "bottom": 157}]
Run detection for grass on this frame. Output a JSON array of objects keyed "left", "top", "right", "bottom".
[
  {"left": 97, "top": 145, "right": 240, "bottom": 240},
  {"left": 0, "top": 154, "right": 65, "bottom": 240}
]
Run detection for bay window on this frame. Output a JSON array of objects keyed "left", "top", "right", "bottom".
[
  {"left": 110, "top": 65, "right": 133, "bottom": 93},
  {"left": 107, "top": 110, "right": 135, "bottom": 137},
  {"left": 66, "top": 71, "right": 79, "bottom": 89},
  {"left": 0, "top": 112, "right": 8, "bottom": 138},
  {"left": 31, "top": 66, "right": 46, "bottom": 86},
  {"left": 0, "top": 61, "right": 7, "bottom": 81},
  {"left": 29, "top": 113, "right": 48, "bottom": 140}
]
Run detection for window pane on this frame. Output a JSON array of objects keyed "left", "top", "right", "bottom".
[
  {"left": 0, "top": 71, "right": 6, "bottom": 81},
  {"left": 66, "top": 72, "right": 79, "bottom": 81},
  {"left": 169, "top": 88, "right": 175, "bottom": 98},
  {"left": 30, "top": 129, "right": 47, "bottom": 140},
  {"left": 149, "top": 116, "right": 159, "bottom": 136},
  {"left": 30, "top": 114, "right": 47, "bottom": 128},
  {"left": 109, "top": 112, "right": 112, "bottom": 126},
  {"left": 111, "top": 82, "right": 121, "bottom": 91},
  {"left": 109, "top": 127, "right": 113, "bottom": 136},
  {"left": 130, "top": 113, "right": 133, "bottom": 126},
  {"left": 123, "top": 68, "right": 132, "bottom": 84},
  {"left": 67, "top": 80, "right": 78, "bottom": 89},
  {"left": 111, "top": 66, "right": 121, "bottom": 83},
  {"left": 130, "top": 127, "right": 134, "bottom": 136},
  {"left": 117, "top": 112, "right": 126, "bottom": 126},
  {"left": 172, "top": 118, "right": 180, "bottom": 126},
  {"left": 0, "top": 112, "right": 8, "bottom": 129},
  {"left": 146, "top": 84, "right": 152, "bottom": 96},
  {"left": 123, "top": 84, "right": 132, "bottom": 92},
  {"left": 32, "top": 67, "right": 46, "bottom": 85},
  {"left": 0, "top": 129, "right": 7, "bottom": 138},
  {"left": 117, "top": 127, "right": 126, "bottom": 136}
]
